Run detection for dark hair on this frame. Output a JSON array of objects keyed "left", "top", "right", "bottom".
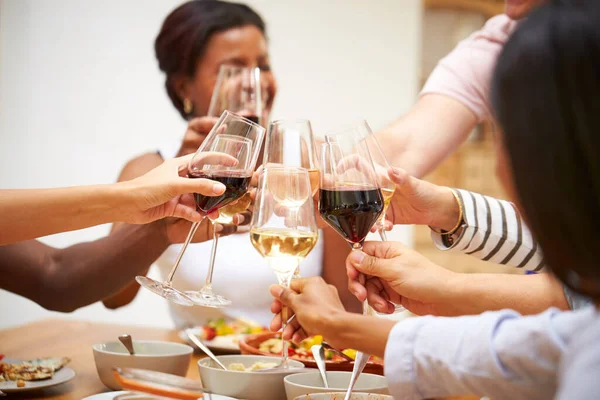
[
  {"left": 155, "top": 0, "right": 266, "bottom": 119},
  {"left": 492, "top": 0, "right": 600, "bottom": 299}
]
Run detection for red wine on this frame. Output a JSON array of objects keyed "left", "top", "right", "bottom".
[
  {"left": 319, "top": 188, "right": 384, "bottom": 245},
  {"left": 191, "top": 172, "right": 251, "bottom": 214}
]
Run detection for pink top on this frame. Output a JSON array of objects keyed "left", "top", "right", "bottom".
[{"left": 421, "top": 14, "right": 518, "bottom": 123}]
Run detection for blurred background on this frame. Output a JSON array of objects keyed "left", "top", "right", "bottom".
[{"left": 0, "top": 0, "right": 513, "bottom": 329}]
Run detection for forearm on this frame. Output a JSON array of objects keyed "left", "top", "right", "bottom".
[
  {"left": 2, "top": 222, "right": 170, "bottom": 312},
  {"left": 375, "top": 95, "right": 476, "bottom": 178},
  {"left": 326, "top": 312, "right": 396, "bottom": 358},
  {"left": 0, "top": 184, "right": 133, "bottom": 245},
  {"left": 441, "top": 272, "right": 569, "bottom": 316},
  {"left": 385, "top": 309, "right": 568, "bottom": 400}
]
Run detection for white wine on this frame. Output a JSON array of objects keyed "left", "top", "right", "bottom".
[
  {"left": 378, "top": 187, "right": 395, "bottom": 223},
  {"left": 250, "top": 228, "right": 318, "bottom": 259},
  {"left": 213, "top": 192, "right": 252, "bottom": 225}
]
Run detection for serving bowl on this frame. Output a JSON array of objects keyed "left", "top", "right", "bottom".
[
  {"left": 285, "top": 371, "right": 388, "bottom": 400},
  {"left": 92, "top": 340, "right": 192, "bottom": 390},
  {"left": 198, "top": 354, "right": 304, "bottom": 400},
  {"left": 294, "top": 393, "right": 394, "bottom": 400}
]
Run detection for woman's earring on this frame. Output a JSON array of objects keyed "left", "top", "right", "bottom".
[{"left": 183, "top": 98, "right": 193, "bottom": 115}]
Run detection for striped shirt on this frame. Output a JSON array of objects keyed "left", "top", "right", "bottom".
[{"left": 430, "top": 189, "right": 545, "bottom": 272}]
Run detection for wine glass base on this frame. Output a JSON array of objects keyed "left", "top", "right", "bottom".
[
  {"left": 136, "top": 276, "right": 194, "bottom": 307},
  {"left": 184, "top": 291, "right": 232, "bottom": 308}
]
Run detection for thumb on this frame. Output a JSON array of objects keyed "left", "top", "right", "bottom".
[
  {"left": 348, "top": 250, "right": 395, "bottom": 280},
  {"left": 388, "top": 167, "right": 410, "bottom": 190},
  {"left": 269, "top": 284, "right": 298, "bottom": 308}
]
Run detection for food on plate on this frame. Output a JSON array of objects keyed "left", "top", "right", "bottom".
[
  {"left": 0, "top": 357, "right": 71, "bottom": 383},
  {"left": 227, "top": 361, "right": 277, "bottom": 372},
  {"left": 258, "top": 335, "right": 377, "bottom": 362},
  {"left": 196, "top": 317, "right": 266, "bottom": 341}
]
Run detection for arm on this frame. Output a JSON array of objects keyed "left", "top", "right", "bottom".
[
  {"left": 0, "top": 154, "right": 225, "bottom": 245},
  {"left": 346, "top": 241, "right": 569, "bottom": 316},
  {"left": 102, "top": 153, "right": 214, "bottom": 309},
  {"left": 382, "top": 309, "right": 573, "bottom": 400},
  {"left": 431, "top": 189, "right": 544, "bottom": 271},
  {"left": 269, "top": 277, "right": 576, "bottom": 400},
  {"left": 375, "top": 94, "right": 477, "bottom": 178},
  {"left": 0, "top": 224, "right": 171, "bottom": 312}
]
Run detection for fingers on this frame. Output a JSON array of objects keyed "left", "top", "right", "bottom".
[
  {"left": 387, "top": 167, "right": 409, "bottom": 187},
  {"left": 365, "top": 279, "right": 394, "bottom": 314},
  {"left": 214, "top": 223, "right": 237, "bottom": 236},
  {"left": 177, "top": 177, "right": 226, "bottom": 197},
  {"left": 346, "top": 246, "right": 402, "bottom": 282},
  {"left": 346, "top": 263, "right": 367, "bottom": 301},
  {"left": 171, "top": 203, "right": 205, "bottom": 223},
  {"left": 188, "top": 117, "right": 219, "bottom": 134},
  {"left": 270, "top": 284, "right": 299, "bottom": 309}
]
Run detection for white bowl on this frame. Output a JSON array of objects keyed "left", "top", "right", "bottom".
[
  {"left": 198, "top": 355, "right": 305, "bottom": 400},
  {"left": 92, "top": 340, "right": 193, "bottom": 390},
  {"left": 285, "top": 371, "right": 388, "bottom": 400},
  {"left": 294, "top": 393, "right": 394, "bottom": 400}
]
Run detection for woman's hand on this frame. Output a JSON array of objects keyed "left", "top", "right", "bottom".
[
  {"left": 346, "top": 241, "right": 457, "bottom": 316},
  {"left": 269, "top": 277, "right": 347, "bottom": 346},
  {"left": 176, "top": 117, "right": 219, "bottom": 157},
  {"left": 122, "top": 154, "right": 226, "bottom": 224},
  {"left": 379, "top": 168, "right": 461, "bottom": 231}
]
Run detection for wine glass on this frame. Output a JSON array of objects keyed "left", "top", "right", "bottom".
[
  {"left": 325, "top": 121, "right": 405, "bottom": 312},
  {"left": 265, "top": 119, "right": 320, "bottom": 196},
  {"left": 137, "top": 111, "right": 265, "bottom": 307},
  {"left": 250, "top": 166, "right": 319, "bottom": 368},
  {"left": 319, "top": 125, "right": 384, "bottom": 312},
  {"left": 187, "top": 66, "right": 265, "bottom": 304},
  {"left": 325, "top": 122, "right": 395, "bottom": 240},
  {"left": 208, "top": 65, "right": 266, "bottom": 125}
]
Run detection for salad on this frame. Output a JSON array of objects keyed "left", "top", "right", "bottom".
[
  {"left": 258, "top": 335, "right": 368, "bottom": 361},
  {"left": 197, "top": 318, "right": 266, "bottom": 341}
]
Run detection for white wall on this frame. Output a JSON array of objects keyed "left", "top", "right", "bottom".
[{"left": 0, "top": 0, "right": 421, "bottom": 329}]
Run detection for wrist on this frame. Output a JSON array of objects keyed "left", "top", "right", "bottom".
[{"left": 430, "top": 187, "right": 461, "bottom": 232}]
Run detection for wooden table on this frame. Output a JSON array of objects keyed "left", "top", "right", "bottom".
[{"left": 0, "top": 319, "right": 478, "bottom": 400}]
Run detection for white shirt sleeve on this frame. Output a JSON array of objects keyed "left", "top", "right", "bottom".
[
  {"left": 384, "top": 308, "right": 594, "bottom": 400},
  {"left": 430, "top": 189, "right": 545, "bottom": 271}
]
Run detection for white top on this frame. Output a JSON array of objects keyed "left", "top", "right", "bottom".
[
  {"left": 384, "top": 306, "right": 600, "bottom": 400},
  {"left": 156, "top": 141, "right": 324, "bottom": 328}
]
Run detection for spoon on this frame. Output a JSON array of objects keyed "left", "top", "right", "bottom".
[
  {"left": 0, "top": 389, "right": 6, "bottom": 396},
  {"left": 311, "top": 345, "right": 329, "bottom": 388},
  {"left": 119, "top": 334, "right": 135, "bottom": 355},
  {"left": 185, "top": 329, "right": 228, "bottom": 370},
  {"left": 343, "top": 351, "right": 369, "bottom": 400}
]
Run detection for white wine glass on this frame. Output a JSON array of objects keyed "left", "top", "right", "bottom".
[
  {"left": 250, "top": 166, "right": 319, "bottom": 368},
  {"left": 265, "top": 119, "right": 320, "bottom": 196},
  {"left": 137, "top": 111, "right": 265, "bottom": 307}
]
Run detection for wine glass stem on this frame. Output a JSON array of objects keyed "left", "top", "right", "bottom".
[
  {"left": 204, "top": 225, "right": 220, "bottom": 288},
  {"left": 273, "top": 260, "right": 298, "bottom": 368},
  {"left": 350, "top": 245, "right": 370, "bottom": 316},
  {"left": 166, "top": 220, "right": 202, "bottom": 284},
  {"left": 378, "top": 226, "right": 388, "bottom": 242}
]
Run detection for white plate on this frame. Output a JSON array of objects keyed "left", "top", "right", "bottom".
[
  {"left": 0, "top": 358, "right": 75, "bottom": 393},
  {"left": 178, "top": 328, "right": 247, "bottom": 353},
  {"left": 83, "top": 390, "right": 238, "bottom": 399}
]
